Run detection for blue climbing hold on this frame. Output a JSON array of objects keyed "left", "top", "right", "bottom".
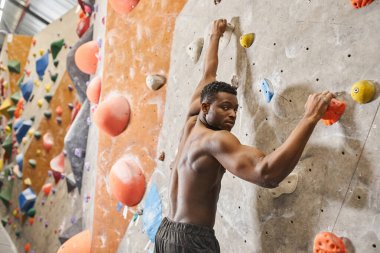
[
  {"left": 13, "top": 119, "right": 24, "bottom": 132},
  {"left": 143, "top": 184, "right": 162, "bottom": 242},
  {"left": 18, "top": 188, "right": 37, "bottom": 213},
  {"left": 36, "top": 51, "right": 49, "bottom": 80},
  {"left": 20, "top": 79, "right": 34, "bottom": 101},
  {"left": 16, "top": 154, "right": 24, "bottom": 172},
  {"left": 261, "top": 78, "right": 274, "bottom": 103},
  {"left": 16, "top": 120, "right": 32, "bottom": 143}
]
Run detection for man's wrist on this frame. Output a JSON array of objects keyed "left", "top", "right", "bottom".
[{"left": 210, "top": 33, "right": 222, "bottom": 39}]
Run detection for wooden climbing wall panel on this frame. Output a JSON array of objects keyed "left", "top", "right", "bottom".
[
  {"left": 22, "top": 71, "right": 77, "bottom": 193},
  {"left": 91, "top": 1, "right": 188, "bottom": 251},
  {"left": 7, "top": 35, "right": 33, "bottom": 93}
]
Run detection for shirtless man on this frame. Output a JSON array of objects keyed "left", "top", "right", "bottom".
[{"left": 154, "top": 19, "right": 334, "bottom": 253}]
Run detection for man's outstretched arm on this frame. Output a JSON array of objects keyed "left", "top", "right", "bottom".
[
  {"left": 211, "top": 91, "right": 334, "bottom": 188},
  {"left": 187, "top": 19, "right": 227, "bottom": 118}
]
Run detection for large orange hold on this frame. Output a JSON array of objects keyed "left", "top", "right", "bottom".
[
  {"left": 351, "top": 0, "right": 373, "bottom": 9},
  {"left": 50, "top": 152, "right": 65, "bottom": 173},
  {"left": 321, "top": 98, "right": 346, "bottom": 126},
  {"left": 74, "top": 41, "right": 99, "bottom": 74},
  {"left": 42, "top": 183, "right": 53, "bottom": 196},
  {"left": 87, "top": 76, "right": 101, "bottom": 104},
  {"left": 93, "top": 94, "right": 131, "bottom": 136},
  {"left": 57, "top": 230, "right": 91, "bottom": 253},
  {"left": 109, "top": 156, "right": 146, "bottom": 206},
  {"left": 313, "top": 231, "right": 347, "bottom": 253},
  {"left": 109, "top": 0, "right": 140, "bottom": 14},
  {"left": 43, "top": 132, "right": 54, "bottom": 152}
]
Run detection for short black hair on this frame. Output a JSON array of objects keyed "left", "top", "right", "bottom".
[{"left": 200, "top": 81, "right": 237, "bottom": 103}]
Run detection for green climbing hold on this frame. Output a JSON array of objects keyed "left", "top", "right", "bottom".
[
  {"left": 8, "top": 60, "right": 21, "bottom": 73},
  {"left": 30, "top": 116, "right": 35, "bottom": 122},
  {"left": 50, "top": 73, "right": 58, "bottom": 82},
  {"left": 44, "top": 94, "right": 53, "bottom": 103},
  {"left": 50, "top": 39, "right": 65, "bottom": 60},
  {"left": 53, "top": 60, "right": 59, "bottom": 67},
  {"left": 7, "top": 119, "right": 13, "bottom": 128},
  {"left": 1, "top": 217, "right": 8, "bottom": 227},
  {"left": 44, "top": 111, "right": 52, "bottom": 119},
  {"left": 7, "top": 106, "right": 16, "bottom": 118},
  {"left": 0, "top": 175, "right": 14, "bottom": 207},
  {"left": 15, "top": 231, "right": 21, "bottom": 237},
  {"left": 34, "top": 131, "right": 41, "bottom": 140},
  {"left": 11, "top": 92, "right": 21, "bottom": 104},
  {"left": 17, "top": 74, "right": 25, "bottom": 87},
  {"left": 27, "top": 208, "right": 36, "bottom": 217},
  {"left": 2, "top": 135, "right": 13, "bottom": 155},
  {"left": 28, "top": 159, "right": 37, "bottom": 168}
]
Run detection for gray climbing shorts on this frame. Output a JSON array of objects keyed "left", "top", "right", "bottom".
[{"left": 154, "top": 217, "right": 220, "bottom": 253}]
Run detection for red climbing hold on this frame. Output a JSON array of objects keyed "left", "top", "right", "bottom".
[
  {"left": 56, "top": 106, "right": 63, "bottom": 117},
  {"left": 109, "top": 0, "right": 140, "bottom": 14},
  {"left": 42, "top": 183, "right": 53, "bottom": 196},
  {"left": 86, "top": 76, "right": 101, "bottom": 104},
  {"left": 351, "top": 0, "right": 373, "bottom": 9},
  {"left": 321, "top": 98, "right": 346, "bottom": 126},
  {"left": 57, "top": 230, "right": 91, "bottom": 253},
  {"left": 313, "top": 231, "right": 347, "bottom": 253},
  {"left": 75, "top": 41, "right": 99, "bottom": 74},
  {"left": 109, "top": 156, "right": 146, "bottom": 207},
  {"left": 93, "top": 94, "right": 131, "bottom": 137}
]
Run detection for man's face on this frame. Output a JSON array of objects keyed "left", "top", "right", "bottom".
[{"left": 204, "top": 92, "right": 238, "bottom": 131}]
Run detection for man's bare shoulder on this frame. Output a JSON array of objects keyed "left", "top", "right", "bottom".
[{"left": 207, "top": 130, "right": 241, "bottom": 152}]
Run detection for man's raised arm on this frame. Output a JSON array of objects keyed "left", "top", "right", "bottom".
[
  {"left": 211, "top": 91, "right": 335, "bottom": 188},
  {"left": 187, "top": 19, "right": 227, "bottom": 118}
]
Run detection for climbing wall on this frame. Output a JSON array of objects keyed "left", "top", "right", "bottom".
[
  {"left": 0, "top": 7, "right": 86, "bottom": 253},
  {"left": 115, "top": 0, "right": 380, "bottom": 252},
  {"left": 90, "top": 1, "right": 187, "bottom": 252}
]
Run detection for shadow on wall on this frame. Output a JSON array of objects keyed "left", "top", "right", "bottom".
[{"left": 244, "top": 84, "right": 372, "bottom": 252}]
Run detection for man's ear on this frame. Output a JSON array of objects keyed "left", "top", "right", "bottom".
[{"left": 201, "top": 103, "right": 210, "bottom": 114}]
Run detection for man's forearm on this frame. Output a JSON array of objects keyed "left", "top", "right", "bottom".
[
  {"left": 259, "top": 117, "right": 317, "bottom": 187},
  {"left": 203, "top": 34, "right": 221, "bottom": 79}
]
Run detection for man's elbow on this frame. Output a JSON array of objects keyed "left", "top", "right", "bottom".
[{"left": 256, "top": 162, "right": 280, "bottom": 189}]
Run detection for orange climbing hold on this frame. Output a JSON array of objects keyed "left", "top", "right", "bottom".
[
  {"left": 321, "top": 98, "right": 346, "bottom": 126},
  {"left": 87, "top": 76, "right": 101, "bottom": 104},
  {"left": 109, "top": 0, "right": 140, "bottom": 14},
  {"left": 57, "top": 230, "right": 91, "bottom": 253},
  {"left": 50, "top": 152, "right": 65, "bottom": 174},
  {"left": 24, "top": 243, "right": 31, "bottom": 252},
  {"left": 42, "top": 183, "right": 53, "bottom": 196},
  {"left": 74, "top": 41, "right": 99, "bottom": 74},
  {"left": 351, "top": 0, "right": 373, "bottom": 9},
  {"left": 93, "top": 94, "right": 131, "bottom": 136},
  {"left": 43, "top": 132, "right": 54, "bottom": 152},
  {"left": 109, "top": 156, "right": 146, "bottom": 206},
  {"left": 56, "top": 106, "right": 63, "bottom": 117},
  {"left": 313, "top": 231, "right": 347, "bottom": 253}
]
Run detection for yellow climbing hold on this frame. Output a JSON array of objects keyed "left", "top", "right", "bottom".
[
  {"left": 5, "top": 125, "right": 11, "bottom": 135},
  {"left": 45, "top": 83, "right": 51, "bottom": 92},
  {"left": 28, "top": 129, "right": 34, "bottom": 137},
  {"left": 37, "top": 99, "right": 43, "bottom": 108},
  {"left": 36, "top": 149, "right": 42, "bottom": 156},
  {"left": 240, "top": 33, "right": 255, "bottom": 48},
  {"left": 351, "top": 80, "right": 376, "bottom": 104},
  {"left": 3, "top": 82, "right": 9, "bottom": 89},
  {"left": 24, "top": 178, "right": 32, "bottom": 186},
  {"left": 39, "top": 50, "right": 44, "bottom": 56},
  {"left": 0, "top": 159, "right": 3, "bottom": 171},
  {"left": 22, "top": 137, "right": 28, "bottom": 144},
  {"left": 34, "top": 79, "right": 40, "bottom": 87}
]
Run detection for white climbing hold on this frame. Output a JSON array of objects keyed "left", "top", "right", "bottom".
[
  {"left": 146, "top": 75, "right": 166, "bottom": 91},
  {"left": 268, "top": 173, "right": 299, "bottom": 198},
  {"left": 186, "top": 38, "right": 204, "bottom": 63}
]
